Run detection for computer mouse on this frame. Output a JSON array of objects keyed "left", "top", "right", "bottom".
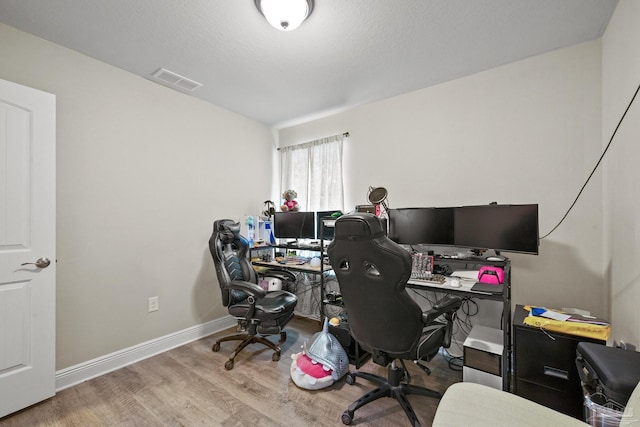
[
  {"left": 449, "top": 278, "right": 461, "bottom": 288},
  {"left": 487, "top": 256, "right": 506, "bottom": 262}
]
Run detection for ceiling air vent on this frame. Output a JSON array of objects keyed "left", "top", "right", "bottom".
[{"left": 150, "top": 68, "right": 203, "bottom": 93}]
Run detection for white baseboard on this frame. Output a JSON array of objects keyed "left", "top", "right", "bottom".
[{"left": 55, "top": 315, "right": 236, "bottom": 391}]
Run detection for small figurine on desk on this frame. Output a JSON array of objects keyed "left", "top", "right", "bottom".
[{"left": 280, "top": 189, "right": 300, "bottom": 211}]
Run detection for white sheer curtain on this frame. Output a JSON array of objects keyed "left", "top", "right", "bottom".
[
  {"left": 279, "top": 133, "right": 345, "bottom": 318},
  {"left": 279, "top": 134, "right": 345, "bottom": 212}
]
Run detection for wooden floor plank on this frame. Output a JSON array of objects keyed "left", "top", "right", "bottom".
[{"left": 0, "top": 317, "right": 462, "bottom": 426}]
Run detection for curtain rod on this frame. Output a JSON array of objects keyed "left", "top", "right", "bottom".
[{"left": 277, "top": 132, "right": 349, "bottom": 150}]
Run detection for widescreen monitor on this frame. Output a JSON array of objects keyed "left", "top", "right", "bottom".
[
  {"left": 273, "top": 211, "right": 316, "bottom": 239},
  {"left": 454, "top": 204, "right": 539, "bottom": 254},
  {"left": 388, "top": 207, "right": 455, "bottom": 246}
]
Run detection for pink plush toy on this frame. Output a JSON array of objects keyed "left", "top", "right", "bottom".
[
  {"left": 281, "top": 189, "right": 300, "bottom": 212},
  {"left": 290, "top": 318, "right": 349, "bottom": 390}
]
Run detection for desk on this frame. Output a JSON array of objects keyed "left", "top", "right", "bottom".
[
  {"left": 406, "top": 257, "right": 512, "bottom": 391},
  {"left": 252, "top": 257, "right": 333, "bottom": 323},
  {"left": 251, "top": 243, "right": 333, "bottom": 315},
  {"left": 408, "top": 276, "right": 505, "bottom": 302}
]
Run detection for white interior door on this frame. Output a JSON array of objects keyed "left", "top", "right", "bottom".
[{"left": 0, "top": 79, "right": 56, "bottom": 418}]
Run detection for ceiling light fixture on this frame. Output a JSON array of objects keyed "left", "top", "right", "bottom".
[{"left": 254, "top": 0, "right": 314, "bottom": 31}]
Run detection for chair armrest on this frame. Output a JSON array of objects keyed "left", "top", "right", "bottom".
[
  {"left": 229, "top": 280, "right": 267, "bottom": 299},
  {"left": 422, "top": 294, "right": 462, "bottom": 324},
  {"left": 262, "top": 269, "right": 296, "bottom": 283}
]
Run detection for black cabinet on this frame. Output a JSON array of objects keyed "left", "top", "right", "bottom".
[{"left": 513, "top": 305, "right": 605, "bottom": 419}]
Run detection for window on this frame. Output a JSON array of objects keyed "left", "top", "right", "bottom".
[{"left": 279, "top": 133, "right": 346, "bottom": 212}]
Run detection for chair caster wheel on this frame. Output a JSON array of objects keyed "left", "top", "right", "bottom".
[
  {"left": 345, "top": 373, "right": 356, "bottom": 385},
  {"left": 224, "top": 360, "right": 234, "bottom": 370},
  {"left": 341, "top": 411, "right": 353, "bottom": 425},
  {"left": 212, "top": 342, "right": 220, "bottom": 352},
  {"left": 272, "top": 351, "right": 281, "bottom": 362}
]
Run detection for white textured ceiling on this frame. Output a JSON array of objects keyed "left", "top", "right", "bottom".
[{"left": 0, "top": 0, "right": 618, "bottom": 127}]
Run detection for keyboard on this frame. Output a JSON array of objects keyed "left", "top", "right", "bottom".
[{"left": 410, "top": 272, "right": 446, "bottom": 284}]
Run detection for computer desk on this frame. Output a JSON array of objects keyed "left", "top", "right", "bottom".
[
  {"left": 251, "top": 255, "right": 332, "bottom": 322},
  {"left": 255, "top": 252, "right": 512, "bottom": 390},
  {"left": 407, "top": 256, "right": 512, "bottom": 392}
]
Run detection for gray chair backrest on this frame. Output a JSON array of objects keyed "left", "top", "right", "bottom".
[{"left": 209, "top": 219, "right": 257, "bottom": 306}]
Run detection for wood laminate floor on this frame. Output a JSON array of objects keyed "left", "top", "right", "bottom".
[{"left": 1, "top": 317, "right": 462, "bottom": 427}]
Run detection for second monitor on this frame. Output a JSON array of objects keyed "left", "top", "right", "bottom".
[
  {"left": 316, "top": 210, "right": 342, "bottom": 240},
  {"left": 388, "top": 207, "right": 455, "bottom": 246},
  {"left": 273, "top": 211, "right": 316, "bottom": 239}
]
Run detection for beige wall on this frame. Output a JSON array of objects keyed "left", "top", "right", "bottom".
[
  {"left": 602, "top": 0, "right": 640, "bottom": 347},
  {"left": 0, "top": 23, "right": 274, "bottom": 369},
  {"left": 280, "top": 40, "right": 606, "bottom": 319}
]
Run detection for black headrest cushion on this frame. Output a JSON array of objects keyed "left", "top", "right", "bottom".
[{"left": 334, "top": 213, "right": 385, "bottom": 240}]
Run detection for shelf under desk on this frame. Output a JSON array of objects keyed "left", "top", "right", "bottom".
[
  {"left": 252, "top": 259, "right": 330, "bottom": 274},
  {"left": 407, "top": 278, "right": 505, "bottom": 302}
]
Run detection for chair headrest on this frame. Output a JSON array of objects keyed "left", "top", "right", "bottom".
[
  {"left": 334, "top": 213, "right": 386, "bottom": 240},
  {"left": 215, "top": 220, "right": 241, "bottom": 243}
]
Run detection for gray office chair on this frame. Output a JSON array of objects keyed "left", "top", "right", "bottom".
[
  {"left": 209, "top": 219, "right": 298, "bottom": 370},
  {"left": 327, "top": 213, "right": 462, "bottom": 427}
]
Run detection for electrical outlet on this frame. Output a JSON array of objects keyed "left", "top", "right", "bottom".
[{"left": 148, "top": 296, "right": 159, "bottom": 312}]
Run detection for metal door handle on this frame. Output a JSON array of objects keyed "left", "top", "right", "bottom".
[{"left": 21, "top": 258, "right": 51, "bottom": 268}]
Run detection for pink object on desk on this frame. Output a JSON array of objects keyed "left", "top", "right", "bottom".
[{"left": 478, "top": 266, "right": 504, "bottom": 284}]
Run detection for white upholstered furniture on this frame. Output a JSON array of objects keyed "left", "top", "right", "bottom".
[{"left": 433, "top": 381, "right": 640, "bottom": 427}]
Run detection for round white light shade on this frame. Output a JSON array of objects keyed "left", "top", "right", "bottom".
[{"left": 256, "top": 0, "right": 313, "bottom": 31}]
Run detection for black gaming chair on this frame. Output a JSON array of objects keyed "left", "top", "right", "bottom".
[
  {"left": 327, "top": 213, "right": 462, "bottom": 427},
  {"left": 209, "top": 219, "right": 298, "bottom": 370}
]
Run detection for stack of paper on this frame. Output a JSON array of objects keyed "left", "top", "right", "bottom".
[{"left": 523, "top": 306, "right": 610, "bottom": 340}]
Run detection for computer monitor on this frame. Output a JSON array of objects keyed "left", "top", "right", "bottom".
[
  {"left": 387, "top": 207, "right": 455, "bottom": 245},
  {"left": 273, "top": 211, "right": 316, "bottom": 239},
  {"left": 454, "top": 204, "right": 539, "bottom": 254},
  {"left": 316, "top": 210, "right": 342, "bottom": 240}
]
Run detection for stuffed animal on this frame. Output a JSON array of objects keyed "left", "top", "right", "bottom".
[
  {"left": 281, "top": 189, "right": 300, "bottom": 212},
  {"left": 290, "top": 318, "right": 349, "bottom": 390}
]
